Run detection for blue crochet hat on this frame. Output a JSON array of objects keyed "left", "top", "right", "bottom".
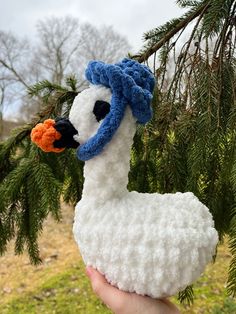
[{"left": 77, "top": 58, "right": 155, "bottom": 161}]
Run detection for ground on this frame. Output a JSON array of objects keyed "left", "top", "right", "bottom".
[{"left": 0, "top": 204, "right": 235, "bottom": 313}]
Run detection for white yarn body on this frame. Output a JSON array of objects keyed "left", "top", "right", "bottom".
[{"left": 71, "top": 85, "right": 218, "bottom": 298}]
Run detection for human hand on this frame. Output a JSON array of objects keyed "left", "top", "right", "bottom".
[{"left": 86, "top": 267, "right": 180, "bottom": 314}]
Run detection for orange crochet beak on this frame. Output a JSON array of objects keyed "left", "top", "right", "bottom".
[{"left": 31, "top": 118, "right": 79, "bottom": 153}]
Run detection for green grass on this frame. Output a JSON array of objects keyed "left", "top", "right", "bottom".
[
  {"left": 1, "top": 242, "right": 235, "bottom": 314},
  {"left": 0, "top": 262, "right": 111, "bottom": 314},
  {"left": 169, "top": 242, "right": 236, "bottom": 314},
  {"left": 211, "top": 298, "right": 236, "bottom": 314}
]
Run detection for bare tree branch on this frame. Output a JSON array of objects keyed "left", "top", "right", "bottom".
[
  {"left": 0, "top": 16, "right": 131, "bottom": 121},
  {"left": 0, "top": 59, "right": 29, "bottom": 89}
]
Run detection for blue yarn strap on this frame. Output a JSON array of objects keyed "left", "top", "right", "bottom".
[
  {"left": 77, "top": 93, "right": 126, "bottom": 161},
  {"left": 77, "top": 58, "right": 155, "bottom": 161}
]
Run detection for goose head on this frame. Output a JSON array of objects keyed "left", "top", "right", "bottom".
[
  {"left": 69, "top": 85, "right": 112, "bottom": 148},
  {"left": 31, "top": 58, "right": 155, "bottom": 161}
]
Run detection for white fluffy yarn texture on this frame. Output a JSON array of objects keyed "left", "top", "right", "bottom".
[{"left": 71, "top": 85, "right": 219, "bottom": 298}]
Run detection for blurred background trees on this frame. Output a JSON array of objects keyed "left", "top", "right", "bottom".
[
  {"left": 0, "top": 0, "right": 235, "bottom": 303},
  {"left": 0, "top": 15, "right": 131, "bottom": 133}
]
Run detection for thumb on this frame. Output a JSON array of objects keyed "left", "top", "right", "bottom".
[{"left": 86, "top": 267, "right": 129, "bottom": 310}]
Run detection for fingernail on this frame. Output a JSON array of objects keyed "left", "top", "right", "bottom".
[{"left": 86, "top": 266, "right": 93, "bottom": 278}]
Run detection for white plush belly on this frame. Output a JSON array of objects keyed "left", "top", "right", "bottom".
[{"left": 73, "top": 191, "right": 218, "bottom": 298}]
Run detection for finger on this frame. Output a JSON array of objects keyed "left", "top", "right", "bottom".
[
  {"left": 160, "top": 298, "right": 181, "bottom": 313},
  {"left": 86, "top": 267, "right": 129, "bottom": 310}
]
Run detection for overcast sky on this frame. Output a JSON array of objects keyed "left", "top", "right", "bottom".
[
  {"left": 0, "top": 0, "right": 184, "bottom": 51},
  {"left": 1, "top": 1, "right": 185, "bottom": 119}
]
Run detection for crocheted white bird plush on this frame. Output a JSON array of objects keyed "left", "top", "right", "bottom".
[{"left": 31, "top": 59, "right": 218, "bottom": 298}]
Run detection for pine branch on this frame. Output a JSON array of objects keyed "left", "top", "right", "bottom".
[
  {"left": 0, "top": 77, "right": 81, "bottom": 263},
  {"left": 178, "top": 285, "right": 194, "bottom": 305},
  {"left": 132, "top": 1, "right": 211, "bottom": 63},
  {"left": 227, "top": 216, "right": 236, "bottom": 296},
  {"left": 177, "top": 0, "right": 201, "bottom": 8}
]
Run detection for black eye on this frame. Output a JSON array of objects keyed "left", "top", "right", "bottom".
[{"left": 93, "top": 100, "right": 110, "bottom": 122}]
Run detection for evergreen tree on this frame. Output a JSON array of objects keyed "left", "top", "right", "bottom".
[{"left": 0, "top": 0, "right": 235, "bottom": 303}]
